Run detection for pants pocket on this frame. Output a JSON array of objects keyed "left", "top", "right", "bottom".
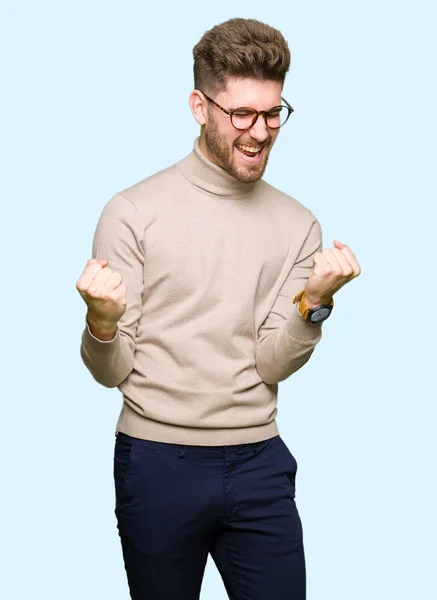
[
  {"left": 113, "top": 433, "right": 135, "bottom": 510},
  {"left": 277, "top": 437, "right": 298, "bottom": 496}
]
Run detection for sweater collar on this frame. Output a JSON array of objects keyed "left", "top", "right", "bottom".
[{"left": 177, "top": 137, "right": 259, "bottom": 198}]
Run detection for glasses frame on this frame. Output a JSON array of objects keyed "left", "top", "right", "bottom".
[{"left": 199, "top": 90, "right": 294, "bottom": 131}]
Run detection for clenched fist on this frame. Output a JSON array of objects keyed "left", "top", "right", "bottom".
[
  {"left": 76, "top": 259, "right": 127, "bottom": 337},
  {"left": 304, "top": 240, "right": 361, "bottom": 306}
]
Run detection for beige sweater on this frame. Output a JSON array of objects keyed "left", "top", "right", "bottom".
[{"left": 80, "top": 137, "right": 325, "bottom": 445}]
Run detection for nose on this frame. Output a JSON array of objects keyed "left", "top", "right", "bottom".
[{"left": 248, "top": 113, "right": 270, "bottom": 143}]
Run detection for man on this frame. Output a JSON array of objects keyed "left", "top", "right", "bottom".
[{"left": 76, "top": 17, "right": 360, "bottom": 600}]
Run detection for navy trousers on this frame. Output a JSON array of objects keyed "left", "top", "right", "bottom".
[{"left": 114, "top": 431, "right": 306, "bottom": 600}]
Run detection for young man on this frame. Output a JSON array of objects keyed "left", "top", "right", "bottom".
[{"left": 76, "top": 18, "right": 360, "bottom": 600}]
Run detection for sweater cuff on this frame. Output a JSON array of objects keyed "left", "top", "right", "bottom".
[
  {"left": 83, "top": 320, "right": 120, "bottom": 347},
  {"left": 285, "top": 302, "right": 323, "bottom": 341}
]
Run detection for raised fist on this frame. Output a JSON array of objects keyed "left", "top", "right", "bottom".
[
  {"left": 305, "top": 240, "right": 361, "bottom": 305},
  {"left": 76, "top": 258, "right": 127, "bottom": 326}
]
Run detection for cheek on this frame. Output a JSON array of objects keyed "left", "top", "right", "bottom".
[
  {"left": 270, "top": 129, "right": 280, "bottom": 143},
  {"left": 229, "top": 135, "right": 242, "bottom": 154},
  {"left": 232, "top": 131, "right": 249, "bottom": 147},
  {"left": 215, "top": 123, "right": 237, "bottom": 148}
]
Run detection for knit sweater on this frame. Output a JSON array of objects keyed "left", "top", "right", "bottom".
[{"left": 80, "top": 137, "right": 325, "bottom": 445}]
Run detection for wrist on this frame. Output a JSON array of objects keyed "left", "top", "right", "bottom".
[
  {"left": 304, "top": 293, "right": 333, "bottom": 308},
  {"left": 86, "top": 313, "right": 118, "bottom": 341}
]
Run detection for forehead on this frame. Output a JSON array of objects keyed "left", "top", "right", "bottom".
[{"left": 220, "top": 77, "right": 283, "bottom": 108}]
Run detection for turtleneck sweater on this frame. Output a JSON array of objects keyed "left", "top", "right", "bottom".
[{"left": 80, "top": 137, "right": 325, "bottom": 445}]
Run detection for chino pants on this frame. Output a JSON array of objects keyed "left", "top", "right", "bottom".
[{"left": 114, "top": 431, "right": 306, "bottom": 600}]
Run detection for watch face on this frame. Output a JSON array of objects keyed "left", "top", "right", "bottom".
[{"left": 310, "top": 307, "right": 332, "bottom": 323}]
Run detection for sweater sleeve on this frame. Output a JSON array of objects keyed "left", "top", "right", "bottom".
[
  {"left": 80, "top": 194, "right": 145, "bottom": 388},
  {"left": 255, "top": 212, "right": 324, "bottom": 385}
]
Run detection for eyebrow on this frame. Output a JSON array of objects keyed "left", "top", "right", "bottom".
[{"left": 230, "top": 103, "right": 282, "bottom": 111}]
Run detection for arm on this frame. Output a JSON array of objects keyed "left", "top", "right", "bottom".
[
  {"left": 80, "top": 194, "right": 144, "bottom": 388},
  {"left": 255, "top": 213, "right": 324, "bottom": 385}
]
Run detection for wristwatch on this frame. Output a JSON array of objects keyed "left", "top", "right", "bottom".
[{"left": 293, "top": 289, "right": 334, "bottom": 323}]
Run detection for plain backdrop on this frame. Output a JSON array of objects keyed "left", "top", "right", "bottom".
[{"left": 1, "top": 1, "right": 436, "bottom": 599}]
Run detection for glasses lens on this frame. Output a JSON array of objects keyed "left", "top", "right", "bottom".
[
  {"left": 231, "top": 109, "right": 257, "bottom": 130},
  {"left": 266, "top": 106, "right": 290, "bottom": 128}
]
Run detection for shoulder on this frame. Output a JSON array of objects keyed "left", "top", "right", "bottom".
[
  {"left": 95, "top": 162, "right": 181, "bottom": 238},
  {"left": 114, "top": 162, "right": 182, "bottom": 210},
  {"left": 257, "top": 179, "right": 320, "bottom": 228}
]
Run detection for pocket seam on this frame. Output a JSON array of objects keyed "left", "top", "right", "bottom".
[{"left": 114, "top": 438, "right": 135, "bottom": 491}]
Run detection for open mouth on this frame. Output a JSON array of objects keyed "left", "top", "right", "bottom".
[{"left": 235, "top": 143, "right": 264, "bottom": 163}]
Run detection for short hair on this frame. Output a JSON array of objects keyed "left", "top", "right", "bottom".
[{"left": 193, "top": 18, "right": 291, "bottom": 96}]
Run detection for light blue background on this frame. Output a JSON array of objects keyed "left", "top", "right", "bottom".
[{"left": 1, "top": 1, "right": 436, "bottom": 598}]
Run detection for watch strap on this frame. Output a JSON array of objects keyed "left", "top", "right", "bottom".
[{"left": 292, "top": 289, "right": 334, "bottom": 321}]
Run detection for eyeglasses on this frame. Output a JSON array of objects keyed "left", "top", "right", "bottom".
[{"left": 200, "top": 90, "right": 294, "bottom": 130}]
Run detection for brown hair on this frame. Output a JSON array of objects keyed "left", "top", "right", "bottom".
[{"left": 193, "top": 18, "right": 291, "bottom": 96}]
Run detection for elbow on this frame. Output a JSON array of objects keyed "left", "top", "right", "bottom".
[
  {"left": 80, "top": 348, "right": 132, "bottom": 389},
  {"left": 86, "top": 367, "right": 130, "bottom": 389},
  {"left": 93, "top": 374, "right": 120, "bottom": 389},
  {"left": 256, "top": 348, "right": 315, "bottom": 385}
]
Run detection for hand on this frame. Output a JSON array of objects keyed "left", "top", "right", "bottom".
[
  {"left": 304, "top": 240, "right": 361, "bottom": 306},
  {"left": 76, "top": 258, "right": 127, "bottom": 326}
]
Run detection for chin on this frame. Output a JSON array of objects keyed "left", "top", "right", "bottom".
[
  {"left": 232, "top": 157, "right": 269, "bottom": 183},
  {"left": 234, "top": 170, "right": 264, "bottom": 183}
]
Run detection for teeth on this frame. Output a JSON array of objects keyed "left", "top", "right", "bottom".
[{"left": 237, "top": 144, "right": 261, "bottom": 153}]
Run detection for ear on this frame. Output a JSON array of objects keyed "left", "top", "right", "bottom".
[{"left": 189, "top": 90, "right": 207, "bottom": 126}]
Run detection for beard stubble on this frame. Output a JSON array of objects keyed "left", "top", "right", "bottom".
[{"left": 203, "top": 114, "right": 272, "bottom": 184}]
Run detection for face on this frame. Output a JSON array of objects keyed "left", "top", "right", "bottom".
[{"left": 197, "top": 78, "right": 283, "bottom": 183}]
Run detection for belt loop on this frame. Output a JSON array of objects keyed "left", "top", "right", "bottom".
[{"left": 179, "top": 447, "right": 186, "bottom": 458}]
